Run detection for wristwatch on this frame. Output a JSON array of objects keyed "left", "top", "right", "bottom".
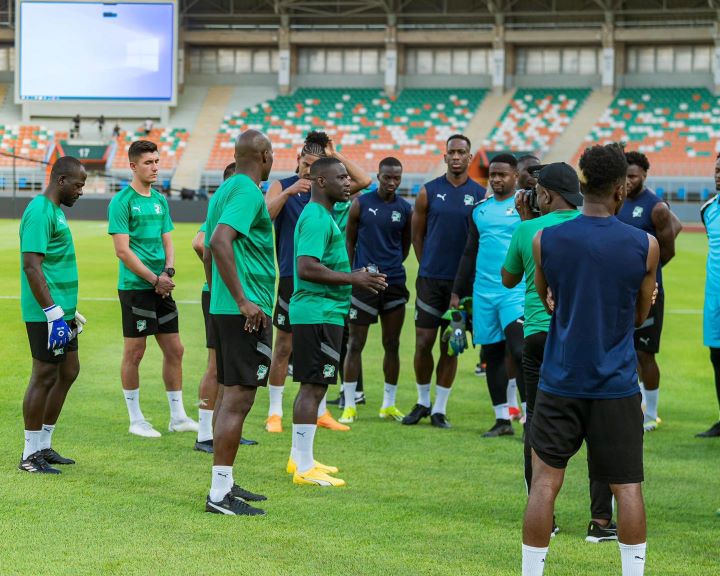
[{"left": 164, "top": 267, "right": 176, "bottom": 278}]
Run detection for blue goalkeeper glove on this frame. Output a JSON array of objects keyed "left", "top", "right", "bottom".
[
  {"left": 43, "top": 304, "right": 72, "bottom": 350},
  {"left": 441, "top": 310, "right": 468, "bottom": 357}
]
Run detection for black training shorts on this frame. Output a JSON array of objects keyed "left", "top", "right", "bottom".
[
  {"left": 634, "top": 290, "right": 664, "bottom": 354},
  {"left": 212, "top": 314, "right": 272, "bottom": 387},
  {"left": 292, "top": 323, "right": 344, "bottom": 386},
  {"left": 201, "top": 290, "right": 217, "bottom": 349},
  {"left": 26, "top": 321, "right": 79, "bottom": 364},
  {"left": 415, "top": 276, "right": 453, "bottom": 330},
  {"left": 530, "top": 389, "right": 644, "bottom": 484},
  {"left": 272, "top": 277, "right": 293, "bottom": 333},
  {"left": 349, "top": 283, "right": 409, "bottom": 325},
  {"left": 118, "top": 289, "right": 179, "bottom": 338}
]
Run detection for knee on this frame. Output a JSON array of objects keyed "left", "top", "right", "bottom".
[
  {"left": 30, "top": 364, "right": 57, "bottom": 389},
  {"left": 415, "top": 333, "right": 434, "bottom": 354},
  {"left": 483, "top": 342, "right": 505, "bottom": 367},
  {"left": 124, "top": 344, "right": 146, "bottom": 366},
  {"left": 347, "top": 336, "right": 366, "bottom": 355},
  {"left": 382, "top": 336, "right": 400, "bottom": 356},
  {"left": 167, "top": 342, "right": 184, "bottom": 363},
  {"left": 62, "top": 364, "right": 80, "bottom": 386},
  {"left": 274, "top": 335, "right": 292, "bottom": 360},
  {"left": 710, "top": 347, "right": 720, "bottom": 365}
]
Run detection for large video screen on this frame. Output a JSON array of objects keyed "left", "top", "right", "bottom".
[{"left": 18, "top": 1, "right": 175, "bottom": 101}]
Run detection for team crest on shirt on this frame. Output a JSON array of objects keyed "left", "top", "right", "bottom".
[
  {"left": 57, "top": 215, "right": 66, "bottom": 226},
  {"left": 464, "top": 194, "right": 474, "bottom": 206},
  {"left": 323, "top": 364, "right": 336, "bottom": 378},
  {"left": 391, "top": 211, "right": 401, "bottom": 222},
  {"left": 633, "top": 206, "right": 644, "bottom": 218},
  {"left": 506, "top": 207, "right": 516, "bottom": 216},
  {"left": 277, "top": 313, "right": 286, "bottom": 326},
  {"left": 349, "top": 308, "right": 358, "bottom": 320},
  {"left": 136, "top": 319, "right": 147, "bottom": 332},
  {"left": 154, "top": 203, "right": 162, "bottom": 215},
  {"left": 257, "top": 365, "right": 269, "bottom": 380}
]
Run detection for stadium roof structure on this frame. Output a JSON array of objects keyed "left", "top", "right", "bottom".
[{"left": 178, "top": 0, "right": 720, "bottom": 28}]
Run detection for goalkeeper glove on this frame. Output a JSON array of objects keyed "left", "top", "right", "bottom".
[
  {"left": 43, "top": 304, "right": 72, "bottom": 350},
  {"left": 441, "top": 310, "right": 468, "bottom": 357},
  {"left": 72, "top": 311, "right": 87, "bottom": 338}
]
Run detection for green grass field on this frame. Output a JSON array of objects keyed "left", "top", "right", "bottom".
[{"left": 0, "top": 218, "right": 718, "bottom": 575}]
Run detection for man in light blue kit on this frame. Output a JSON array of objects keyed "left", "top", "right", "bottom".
[
  {"left": 697, "top": 152, "right": 720, "bottom": 438},
  {"left": 452, "top": 153, "right": 526, "bottom": 437}
]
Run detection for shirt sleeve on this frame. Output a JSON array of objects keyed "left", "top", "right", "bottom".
[
  {"left": 161, "top": 195, "right": 174, "bottom": 234},
  {"left": 20, "top": 203, "right": 51, "bottom": 254},
  {"left": 218, "top": 188, "right": 259, "bottom": 238},
  {"left": 503, "top": 226, "right": 525, "bottom": 275},
  {"left": 199, "top": 221, "right": 207, "bottom": 233},
  {"left": 107, "top": 196, "right": 129, "bottom": 235},
  {"left": 297, "top": 212, "right": 329, "bottom": 260}
]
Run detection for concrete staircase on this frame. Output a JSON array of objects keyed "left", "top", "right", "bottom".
[
  {"left": 171, "top": 86, "right": 234, "bottom": 191},
  {"left": 543, "top": 89, "right": 615, "bottom": 164},
  {"left": 432, "top": 88, "right": 516, "bottom": 177}
]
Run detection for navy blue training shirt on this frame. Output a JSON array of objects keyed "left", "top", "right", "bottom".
[
  {"left": 353, "top": 190, "right": 412, "bottom": 284},
  {"left": 273, "top": 175, "right": 310, "bottom": 278},
  {"left": 617, "top": 188, "right": 664, "bottom": 288},
  {"left": 418, "top": 175, "right": 486, "bottom": 280},
  {"left": 539, "top": 215, "right": 649, "bottom": 399}
]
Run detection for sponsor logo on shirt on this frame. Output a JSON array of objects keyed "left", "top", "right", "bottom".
[
  {"left": 506, "top": 207, "right": 516, "bottom": 216},
  {"left": 368, "top": 208, "right": 378, "bottom": 216},
  {"left": 464, "top": 194, "right": 474, "bottom": 206},
  {"left": 154, "top": 204, "right": 162, "bottom": 215},
  {"left": 323, "top": 364, "right": 336, "bottom": 378},
  {"left": 132, "top": 206, "right": 142, "bottom": 213},
  {"left": 257, "top": 365, "right": 269, "bottom": 380},
  {"left": 436, "top": 193, "right": 447, "bottom": 201},
  {"left": 57, "top": 215, "right": 67, "bottom": 226},
  {"left": 391, "top": 210, "right": 401, "bottom": 222},
  {"left": 633, "top": 206, "right": 644, "bottom": 218}
]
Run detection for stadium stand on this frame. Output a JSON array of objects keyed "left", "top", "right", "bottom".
[
  {"left": 483, "top": 88, "right": 591, "bottom": 155},
  {"left": 206, "top": 88, "right": 487, "bottom": 175},
  {"left": 111, "top": 126, "right": 189, "bottom": 171},
  {"left": 0, "top": 125, "right": 54, "bottom": 167},
  {"left": 577, "top": 88, "right": 720, "bottom": 177}
]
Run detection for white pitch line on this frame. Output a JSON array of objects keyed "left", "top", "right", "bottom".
[{"left": 0, "top": 295, "right": 705, "bottom": 314}]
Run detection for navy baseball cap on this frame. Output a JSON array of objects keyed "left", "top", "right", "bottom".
[{"left": 530, "top": 162, "right": 584, "bottom": 207}]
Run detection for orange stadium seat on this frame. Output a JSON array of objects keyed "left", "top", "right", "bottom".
[
  {"left": 111, "top": 126, "right": 188, "bottom": 171},
  {"left": 206, "top": 88, "right": 487, "bottom": 173},
  {"left": 483, "top": 88, "right": 591, "bottom": 154},
  {"left": 575, "top": 88, "right": 720, "bottom": 177},
  {"left": 0, "top": 125, "right": 54, "bottom": 167}
]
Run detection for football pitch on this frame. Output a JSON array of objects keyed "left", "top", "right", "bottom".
[{"left": 0, "top": 218, "right": 718, "bottom": 576}]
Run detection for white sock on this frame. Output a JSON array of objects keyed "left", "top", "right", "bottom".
[
  {"left": 343, "top": 381, "right": 358, "bottom": 410},
  {"left": 522, "top": 544, "right": 548, "bottom": 576},
  {"left": 209, "top": 465, "right": 233, "bottom": 502},
  {"left": 382, "top": 383, "right": 397, "bottom": 409},
  {"left": 23, "top": 430, "right": 42, "bottom": 460},
  {"left": 432, "top": 385, "right": 451, "bottom": 415},
  {"left": 123, "top": 389, "right": 145, "bottom": 423},
  {"left": 268, "top": 385, "right": 284, "bottom": 417},
  {"left": 644, "top": 389, "right": 659, "bottom": 421},
  {"left": 39, "top": 424, "right": 55, "bottom": 451},
  {"left": 317, "top": 392, "right": 327, "bottom": 418},
  {"left": 167, "top": 390, "right": 188, "bottom": 420},
  {"left": 619, "top": 542, "right": 646, "bottom": 576},
  {"left": 494, "top": 403, "right": 510, "bottom": 421},
  {"left": 198, "top": 409, "right": 213, "bottom": 442},
  {"left": 292, "top": 424, "right": 317, "bottom": 473},
  {"left": 639, "top": 381, "right": 646, "bottom": 407},
  {"left": 416, "top": 383, "right": 431, "bottom": 408},
  {"left": 507, "top": 378, "right": 519, "bottom": 409}
]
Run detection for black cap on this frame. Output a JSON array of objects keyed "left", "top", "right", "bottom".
[{"left": 530, "top": 162, "right": 583, "bottom": 207}]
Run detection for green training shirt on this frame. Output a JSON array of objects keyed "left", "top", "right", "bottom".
[
  {"left": 290, "top": 201, "right": 351, "bottom": 326},
  {"left": 204, "top": 174, "right": 276, "bottom": 316},
  {"left": 503, "top": 209, "right": 580, "bottom": 337},
  {"left": 19, "top": 195, "right": 78, "bottom": 322},
  {"left": 199, "top": 221, "right": 209, "bottom": 293},
  {"left": 332, "top": 200, "right": 352, "bottom": 234},
  {"left": 107, "top": 186, "right": 174, "bottom": 290}
]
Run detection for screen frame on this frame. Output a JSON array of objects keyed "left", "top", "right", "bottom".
[{"left": 15, "top": 0, "right": 178, "bottom": 105}]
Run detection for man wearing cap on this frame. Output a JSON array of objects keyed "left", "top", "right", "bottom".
[{"left": 502, "top": 162, "right": 617, "bottom": 543}]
